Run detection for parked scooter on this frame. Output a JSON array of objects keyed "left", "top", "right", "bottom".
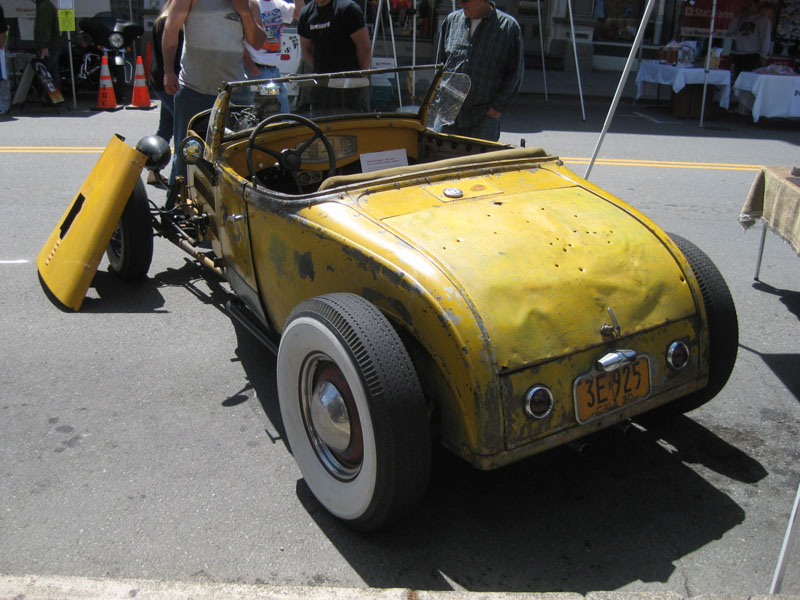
[{"left": 63, "top": 11, "right": 143, "bottom": 104}]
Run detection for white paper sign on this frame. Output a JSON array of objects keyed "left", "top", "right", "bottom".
[
  {"left": 6, "top": 0, "right": 109, "bottom": 19},
  {"left": 360, "top": 149, "right": 408, "bottom": 173},
  {"left": 371, "top": 57, "right": 396, "bottom": 84}
]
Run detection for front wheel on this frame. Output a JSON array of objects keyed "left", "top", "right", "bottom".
[
  {"left": 106, "top": 177, "right": 153, "bottom": 280},
  {"left": 277, "top": 293, "right": 430, "bottom": 531},
  {"left": 110, "top": 61, "right": 128, "bottom": 105}
]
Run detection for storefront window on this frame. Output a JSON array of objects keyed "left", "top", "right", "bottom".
[{"left": 594, "top": 0, "right": 646, "bottom": 41}]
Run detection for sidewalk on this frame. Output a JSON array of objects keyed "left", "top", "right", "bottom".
[
  {"left": 2, "top": 574, "right": 799, "bottom": 600},
  {"left": 519, "top": 67, "right": 638, "bottom": 100}
]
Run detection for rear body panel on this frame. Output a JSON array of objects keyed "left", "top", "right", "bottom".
[{"left": 234, "top": 158, "right": 707, "bottom": 468}]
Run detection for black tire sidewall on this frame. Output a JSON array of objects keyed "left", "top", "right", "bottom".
[
  {"left": 668, "top": 234, "right": 739, "bottom": 413},
  {"left": 106, "top": 177, "right": 153, "bottom": 280},
  {"left": 277, "top": 293, "right": 430, "bottom": 530}
]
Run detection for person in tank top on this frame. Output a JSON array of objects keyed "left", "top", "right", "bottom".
[{"left": 162, "top": 0, "right": 266, "bottom": 185}]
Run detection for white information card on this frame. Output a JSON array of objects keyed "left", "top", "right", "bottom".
[{"left": 359, "top": 149, "right": 408, "bottom": 173}]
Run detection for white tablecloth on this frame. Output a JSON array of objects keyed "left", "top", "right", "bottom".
[
  {"left": 732, "top": 72, "right": 800, "bottom": 122},
  {"left": 635, "top": 60, "right": 732, "bottom": 109}
]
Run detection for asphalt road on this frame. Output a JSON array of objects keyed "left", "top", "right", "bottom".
[{"left": 0, "top": 93, "right": 798, "bottom": 597}]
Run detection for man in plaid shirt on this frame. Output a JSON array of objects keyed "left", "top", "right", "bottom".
[{"left": 436, "top": 0, "right": 524, "bottom": 141}]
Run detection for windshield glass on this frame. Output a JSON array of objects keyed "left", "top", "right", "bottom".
[{"left": 217, "top": 65, "right": 469, "bottom": 139}]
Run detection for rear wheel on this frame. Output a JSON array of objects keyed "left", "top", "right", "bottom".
[
  {"left": 665, "top": 233, "right": 738, "bottom": 414},
  {"left": 106, "top": 177, "right": 153, "bottom": 280},
  {"left": 277, "top": 293, "right": 430, "bottom": 531}
]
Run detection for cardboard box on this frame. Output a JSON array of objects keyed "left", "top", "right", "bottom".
[
  {"left": 703, "top": 55, "right": 730, "bottom": 70},
  {"left": 658, "top": 47, "right": 679, "bottom": 65},
  {"left": 671, "top": 85, "right": 715, "bottom": 119}
]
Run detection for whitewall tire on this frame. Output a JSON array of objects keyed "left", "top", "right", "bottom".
[{"left": 277, "top": 293, "right": 430, "bottom": 531}]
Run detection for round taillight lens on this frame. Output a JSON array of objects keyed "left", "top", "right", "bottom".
[
  {"left": 667, "top": 341, "right": 690, "bottom": 370},
  {"left": 524, "top": 386, "right": 554, "bottom": 419}
]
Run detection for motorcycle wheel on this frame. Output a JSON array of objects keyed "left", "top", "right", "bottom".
[
  {"left": 110, "top": 62, "right": 128, "bottom": 106},
  {"left": 83, "top": 52, "right": 101, "bottom": 93}
]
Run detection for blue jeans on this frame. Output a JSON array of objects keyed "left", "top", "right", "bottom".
[
  {"left": 440, "top": 113, "right": 501, "bottom": 142},
  {"left": 42, "top": 47, "right": 62, "bottom": 91},
  {"left": 153, "top": 88, "right": 175, "bottom": 143},
  {"left": 169, "top": 86, "right": 217, "bottom": 184},
  {"left": 252, "top": 64, "right": 289, "bottom": 113}
]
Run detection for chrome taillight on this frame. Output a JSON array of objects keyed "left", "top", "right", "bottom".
[
  {"left": 667, "top": 341, "right": 690, "bottom": 370},
  {"left": 524, "top": 386, "right": 554, "bottom": 419}
]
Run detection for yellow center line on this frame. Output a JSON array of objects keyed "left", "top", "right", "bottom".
[
  {"left": 0, "top": 147, "right": 106, "bottom": 153},
  {"left": 0, "top": 147, "right": 765, "bottom": 171},
  {"left": 561, "top": 157, "right": 763, "bottom": 171},
  {"left": 561, "top": 158, "right": 763, "bottom": 171}
]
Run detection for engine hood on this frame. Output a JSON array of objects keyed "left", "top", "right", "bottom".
[{"left": 359, "top": 168, "right": 697, "bottom": 371}]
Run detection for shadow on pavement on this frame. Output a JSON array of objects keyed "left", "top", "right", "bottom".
[
  {"left": 287, "top": 414, "right": 757, "bottom": 594},
  {"left": 752, "top": 281, "right": 800, "bottom": 322},
  {"left": 210, "top": 287, "right": 767, "bottom": 594},
  {"left": 81, "top": 258, "right": 227, "bottom": 313}
]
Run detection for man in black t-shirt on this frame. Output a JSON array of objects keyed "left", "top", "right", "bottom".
[{"left": 297, "top": 0, "right": 371, "bottom": 114}]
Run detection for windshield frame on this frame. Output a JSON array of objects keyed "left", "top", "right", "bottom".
[{"left": 207, "top": 65, "right": 446, "bottom": 144}]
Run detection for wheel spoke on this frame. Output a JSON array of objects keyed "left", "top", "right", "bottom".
[
  {"left": 294, "top": 134, "right": 319, "bottom": 155},
  {"left": 247, "top": 113, "right": 336, "bottom": 191},
  {"left": 251, "top": 144, "right": 282, "bottom": 161}
]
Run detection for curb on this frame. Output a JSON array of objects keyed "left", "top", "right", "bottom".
[{"left": 2, "top": 575, "right": 800, "bottom": 600}]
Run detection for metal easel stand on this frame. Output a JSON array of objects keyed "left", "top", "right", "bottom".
[
  {"left": 66, "top": 31, "right": 77, "bottom": 110},
  {"left": 698, "top": 0, "right": 717, "bottom": 128},
  {"left": 370, "top": 0, "right": 404, "bottom": 108},
  {"left": 565, "top": 0, "right": 586, "bottom": 120},
  {"left": 770, "top": 479, "right": 800, "bottom": 594},
  {"left": 584, "top": 0, "right": 657, "bottom": 179}
]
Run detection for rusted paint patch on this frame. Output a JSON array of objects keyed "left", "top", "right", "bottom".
[
  {"left": 267, "top": 236, "right": 290, "bottom": 279},
  {"left": 362, "top": 287, "right": 413, "bottom": 327},
  {"left": 294, "top": 251, "right": 315, "bottom": 281},
  {"left": 341, "top": 245, "right": 416, "bottom": 292}
]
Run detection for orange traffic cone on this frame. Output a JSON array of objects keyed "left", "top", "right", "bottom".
[
  {"left": 126, "top": 55, "right": 154, "bottom": 110},
  {"left": 93, "top": 55, "right": 118, "bottom": 111}
]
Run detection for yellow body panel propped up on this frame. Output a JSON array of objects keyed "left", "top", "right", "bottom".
[{"left": 36, "top": 135, "right": 146, "bottom": 311}]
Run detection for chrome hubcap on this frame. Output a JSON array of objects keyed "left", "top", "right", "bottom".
[
  {"left": 299, "top": 355, "right": 363, "bottom": 481},
  {"left": 310, "top": 379, "right": 351, "bottom": 453}
]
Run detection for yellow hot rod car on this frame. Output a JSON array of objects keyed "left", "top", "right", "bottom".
[{"left": 38, "top": 65, "right": 738, "bottom": 531}]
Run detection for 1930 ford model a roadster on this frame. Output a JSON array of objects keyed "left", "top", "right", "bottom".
[{"left": 38, "top": 65, "right": 738, "bottom": 531}]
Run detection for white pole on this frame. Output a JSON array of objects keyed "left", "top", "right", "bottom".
[
  {"left": 565, "top": 0, "right": 585, "bottom": 120},
  {"left": 770, "top": 480, "right": 800, "bottom": 594},
  {"left": 537, "top": 0, "right": 548, "bottom": 101},
  {"left": 370, "top": 0, "right": 403, "bottom": 108},
  {"left": 584, "top": 0, "right": 657, "bottom": 179},
  {"left": 385, "top": 0, "right": 403, "bottom": 107},
  {"left": 699, "top": 0, "right": 717, "bottom": 127},
  {"left": 371, "top": 0, "right": 383, "bottom": 51},
  {"left": 412, "top": 0, "right": 417, "bottom": 93},
  {"left": 66, "top": 31, "right": 77, "bottom": 110}
]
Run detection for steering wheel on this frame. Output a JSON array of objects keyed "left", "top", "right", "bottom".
[{"left": 246, "top": 113, "right": 337, "bottom": 193}]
